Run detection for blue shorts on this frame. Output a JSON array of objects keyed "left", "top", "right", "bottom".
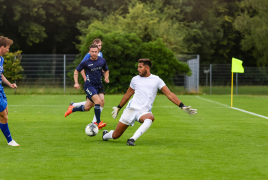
[
  {"left": 0, "top": 88, "right": 7, "bottom": 112},
  {"left": 84, "top": 84, "right": 102, "bottom": 103}
]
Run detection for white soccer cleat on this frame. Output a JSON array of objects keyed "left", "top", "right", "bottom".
[{"left": 8, "top": 140, "right": 20, "bottom": 146}]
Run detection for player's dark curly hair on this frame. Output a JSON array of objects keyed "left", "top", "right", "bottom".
[{"left": 138, "top": 58, "right": 152, "bottom": 68}]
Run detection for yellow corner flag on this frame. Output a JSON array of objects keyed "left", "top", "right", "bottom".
[
  {"left": 231, "top": 57, "right": 244, "bottom": 107},
  {"left": 232, "top": 57, "right": 244, "bottom": 73}
]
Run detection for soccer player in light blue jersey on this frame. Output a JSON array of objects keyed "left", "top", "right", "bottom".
[
  {"left": 66, "top": 39, "right": 106, "bottom": 124},
  {"left": 65, "top": 44, "right": 109, "bottom": 129},
  {"left": 0, "top": 36, "right": 20, "bottom": 146}
]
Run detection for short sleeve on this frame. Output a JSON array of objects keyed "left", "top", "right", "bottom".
[
  {"left": 76, "top": 61, "right": 85, "bottom": 72},
  {"left": 102, "top": 59, "right": 108, "bottom": 71},
  {"left": 130, "top": 77, "right": 135, "bottom": 90},
  {"left": 158, "top": 77, "right": 166, "bottom": 90}
]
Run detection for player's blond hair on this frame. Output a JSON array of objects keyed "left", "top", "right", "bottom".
[{"left": 92, "top": 39, "right": 102, "bottom": 45}]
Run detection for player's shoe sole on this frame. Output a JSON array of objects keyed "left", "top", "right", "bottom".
[
  {"left": 127, "top": 138, "right": 135, "bottom": 146},
  {"left": 65, "top": 109, "right": 73, "bottom": 117},
  {"left": 102, "top": 130, "right": 108, "bottom": 141},
  {"left": 8, "top": 140, "right": 20, "bottom": 146}
]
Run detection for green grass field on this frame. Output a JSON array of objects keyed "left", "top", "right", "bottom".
[{"left": 1, "top": 94, "right": 268, "bottom": 179}]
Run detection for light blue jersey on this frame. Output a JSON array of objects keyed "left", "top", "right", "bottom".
[{"left": 82, "top": 52, "right": 103, "bottom": 62}]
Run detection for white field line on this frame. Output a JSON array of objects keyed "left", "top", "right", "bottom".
[{"left": 196, "top": 96, "right": 268, "bottom": 119}]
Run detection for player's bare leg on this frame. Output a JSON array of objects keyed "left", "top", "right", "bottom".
[
  {"left": 91, "top": 95, "right": 106, "bottom": 129},
  {"left": 102, "top": 121, "right": 129, "bottom": 141},
  {"left": 92, "top": 93, "right": 105, "bottom": 123},
  {"left": 127, "top": 113, "right": 154, "bottom": 146},
  {"left": 0, "top": 106, "right": 19, "bottom": 146}
]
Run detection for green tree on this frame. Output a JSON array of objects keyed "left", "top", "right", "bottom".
[
  {"left": 78, "top": 0, "right": 187, "bottom": 54},
  {"left": 3, "top": 51, "right": 24, "bottom": 81},
  {"left": 233, "top": 0, "right": 268, "bottom": 67},
  {"left": 0, "top": 0, "right": 90, "bottom": 54}
]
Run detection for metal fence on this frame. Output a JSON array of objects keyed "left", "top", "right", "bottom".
[
  {"left": 6, "top": 54, "right": 268, "bottom": 95},
  {"left": 15, "top": 54, "right": 78, "bottom": 92},
  {"left": 199, "top": 64, "right": 268, "bottom": 95}
]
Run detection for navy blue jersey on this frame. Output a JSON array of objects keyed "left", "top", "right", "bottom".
[{"left": 76, "top": 56, "right": 108, "bottom": 87}]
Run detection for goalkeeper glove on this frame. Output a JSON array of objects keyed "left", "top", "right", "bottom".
[
  {"left": 179, "top": 102, "right": 197, "bottom": 115},
  {"left": 111, "top": 105, "right": 122, "bottom": 119}
]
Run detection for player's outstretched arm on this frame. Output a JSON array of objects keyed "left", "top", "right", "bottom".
[
  {"left": 111, "top": 87, "right": 134, "bottom": 119},
  {"left": 161, "top": 86, "right": 197, "bottom": 115}
]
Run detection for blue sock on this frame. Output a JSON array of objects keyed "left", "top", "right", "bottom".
[
  {"left": 73, "top": 105, "right": 85, "bottom": 112},
  {"left": 94, "top": 104, "right": 101, "bottom": 124},
  {"left": 0, "top": 123, "right": 13, "bottom": 143}
]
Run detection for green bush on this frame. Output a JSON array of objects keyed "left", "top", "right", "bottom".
[
  {"left": 3, "top": 50, "right": 24, "bottom": 81},
  {"left": 69, "top": 30, "right": 191, "bottom": 93}
]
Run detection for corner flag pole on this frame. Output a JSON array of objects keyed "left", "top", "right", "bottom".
[
  {"left": 231, "top": 57, "right": 244, "bottom": 107},
  {"left": 231, "top": 72, "right": 233, "bottom": 107}
]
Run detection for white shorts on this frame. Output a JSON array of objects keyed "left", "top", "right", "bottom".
[{"left": 119, "top": 108, "right": 152, "bottom": 126}]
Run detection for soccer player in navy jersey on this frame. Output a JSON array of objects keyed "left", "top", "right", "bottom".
[
  {"left": 66, "top": 39, "right": 106, "bottom": 124},
  {"left": 0, "top": 36, "right": 20, "bottom": 146},
  {"left": 65, "top": 44, "right": 109, "bottom": 129}
]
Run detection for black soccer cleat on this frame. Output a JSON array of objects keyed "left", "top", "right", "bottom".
[
  {"left": 126, "top": 138, "right": 135, "bottom": 146},
  {"left": 102, "top": 130, "right": 108, "bottom": 141}
]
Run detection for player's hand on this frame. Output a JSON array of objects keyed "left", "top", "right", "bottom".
[
  {"left": 10, "top": 83, "right": 17, "bottom": 89},
  {"left": 181, "top": 106, "right": 197, "bottom": 115},
  {"left": 74, "top": 83, "right": 80, "bottom": 89},
  {"left": 111, "top": 106, "right": 121, "bottom": 119},
  {"left": 104, "top": 78, "right": 109, "bottom": 83}
]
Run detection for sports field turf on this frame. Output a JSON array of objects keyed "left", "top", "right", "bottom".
[{"left": 1, "top": 94, "right": 268, "bottom": 179}]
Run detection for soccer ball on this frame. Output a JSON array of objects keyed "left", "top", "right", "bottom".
[{"left": 85, "top": 123, "right": 99, "bottom": 137}]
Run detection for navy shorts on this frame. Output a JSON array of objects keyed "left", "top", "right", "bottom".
[
  {"left": 84, "top": 84, "right": 102, "bottom": 103},
  {"left": 0, "top": 88, "right": 7, "bottom": 112}
]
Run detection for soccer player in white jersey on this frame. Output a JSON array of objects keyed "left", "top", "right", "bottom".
[
  {"left": 67, "top": 39, "right": 106, "bottom": 125},
  {"left": 102, "top": 58, "right": 197, "bottom": 146}
]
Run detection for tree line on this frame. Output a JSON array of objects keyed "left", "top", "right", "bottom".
[{"left": 0, "top": 0, "right": 267, "bottom": 67}]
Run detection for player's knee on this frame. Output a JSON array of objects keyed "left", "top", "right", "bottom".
[
  {"left": 101, "top": 99, "right": 105, "bottom": 107},
  {"left": 0, "top": 116, "right": 8, "bottom": 124}
]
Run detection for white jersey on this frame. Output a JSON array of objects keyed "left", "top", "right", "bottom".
[{"left": 127, "top": 74, "right": 166, "bottom": 111}]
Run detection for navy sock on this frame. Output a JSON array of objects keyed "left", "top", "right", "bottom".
[
  {"left": 73, "top": 105, "right": 85, "bottom": 112},
  {"left": 94, "top": 104, "right": 101, "bottom": 124},
  {"left": 0, "top": 123, "right": 13, "bottom": 143}
]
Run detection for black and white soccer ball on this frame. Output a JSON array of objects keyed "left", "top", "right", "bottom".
[{"left": 85, "top": 123, "right": 99, "bottom": 137}]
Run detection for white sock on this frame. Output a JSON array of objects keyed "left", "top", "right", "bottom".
[
  {"left": 131, "top": 119, "right": 153, "bottom": 141},
  {"left": 73, "top": 101, "right": 86, "bottom": 107},
  {"left": 103, "top": 130, "right": 114, "bottom": 140},
  {"left": 92, "top": 107, "right": 103, "bottom": 123}
]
